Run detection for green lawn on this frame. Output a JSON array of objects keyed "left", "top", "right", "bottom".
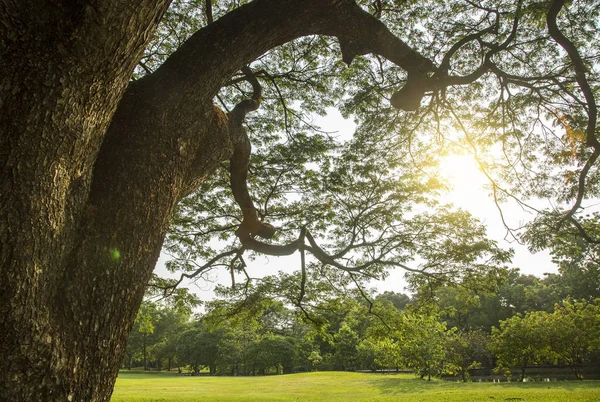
[{"left": 111, "top": 371, "right": 600, "bottom": 402}]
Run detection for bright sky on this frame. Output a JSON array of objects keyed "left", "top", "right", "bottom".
[
  {"left": 154, "top": 108, "right": 557, "bottom": 301},
  {"left": 316, "top": 110, "right": 556, "bottom": 294}
]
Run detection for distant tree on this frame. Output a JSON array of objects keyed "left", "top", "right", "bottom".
[
  {"left": 334, "top": 325, "right": 360, "bottom": 371},
  {"left": 373, "top": 338, "right": 403, "bottom": 372},
  {"left": 295, "top": 336, "right": 319, "bottom": 372},
  {"left": 246, "top": 334, "right": 296, "bottom": 375},
  {"left": 533, "top": 218, "right": 600, "bottom": 301},
  {"left": 176, "top": 327, "right": 222, "bottom": 374},
  {"left": 123, "top": 328, "right": 142, "bottom": 371},
  {"left": 545, "top": 299, "right": 600, "bottom": 379},
  {"left": 136, "top": 303, "right": 157, "bottom": 371},
  {"left": 400, "top": 314, "right": 449, "bottom": 381},
  {"left": 491, "top": 312, "right": 551, "bottom": 381},
  {"left": 307, "top": 350, "right": 324, "bottom": 371},
  {"left": 215, "top": 326, "right": 258, "bottom": 376},
  {"left": 151, "top": 307, "right": 189, "bottom": 371},
  {"left": 376, "top": 292, "right": 412, "bottom": 311},
  {"left": 356, "top": 339, "right": 380, "bottom": 372},
  {"left": 429, "top": 270, "right": 563, "bottom": 332},
  {"left": 445, "top": 330, "right": 491, "bottom": 382},
  {"left": 433, "top": 286, "right": 481, "bottom": 330}
]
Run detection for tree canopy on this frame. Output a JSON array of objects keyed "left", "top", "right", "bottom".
[{"left": 155, "top": 0, "right": 599, "bottom": 309}]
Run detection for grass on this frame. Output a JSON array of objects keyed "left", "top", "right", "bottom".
[{"left": 111, "top": 371, "right": 600, "bottom": 401}]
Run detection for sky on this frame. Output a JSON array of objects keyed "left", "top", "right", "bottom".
[{"left": 154, "top": 109, "right": 557, "bottom": 301}]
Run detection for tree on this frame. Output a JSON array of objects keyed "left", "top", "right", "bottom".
[
  {"left": 333, "top": 324, "right": 360, "bottom": 371},
  {"left": 429, "top": 269, "right": 562, "bottom": 331},
  {"left": 445, "top": 330, "right": 491, "bottom": 382},
  {"left": 372, "top": 338, "right": 403, "bottom": 372},
  {"left": 356, "top": 338, "right": 380, "bottom": 372},
  {"left": 176, "top": 326, "right": 222, "bottom": 374},
  {"left": 376, "top": 292, "right": 412, "bottom": 311},
  {"left": 2, "top": 0, "right": 599, "bottom": 400},
  {"left": 246, "top": 334, "right": 296, "bottom": 375},
  {"left": 534, "top": 216, "right": 600, "bottom": 301},
  {"left": 545, "top": 299, "right": 600, "bottom": 379},
  {"left": 136, "top": 304, "right": 157, "bottom": 371},
  {"left": 151, "top": 307, "right": 190, "bottom": 371},
  {"left": 400, "top": 314, "right": 449, "bottom": 381},
  {"left": 490, "top": 312, "right": 551, "bottom": 381}
]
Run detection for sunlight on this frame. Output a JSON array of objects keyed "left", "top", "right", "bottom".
[{"left": 438, "top": 152, "right": 488, "bottom": 207}]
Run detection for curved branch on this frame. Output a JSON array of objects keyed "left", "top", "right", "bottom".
[
  {"left": 240, "top": 227, "right": 435, "bottom": 278},
  {"left": 147, "top": 0, "right": 434, "bottom": 110},
  {"left": 228, "top": 66, "right": 276, "bottom": 242},
  {"left": 438, "top": 25, "right": 497, "bottom": 74},
  {"left": 429, "top": 1, "right": 522, "bottom": 92}
]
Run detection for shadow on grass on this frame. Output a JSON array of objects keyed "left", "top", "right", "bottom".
[{"left": 370, "top": 375, "right": 444, "bottom": 395}]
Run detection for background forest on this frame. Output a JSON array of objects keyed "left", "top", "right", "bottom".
[{"left": 125, "top": 265, "right": 600, "bottom": 382}]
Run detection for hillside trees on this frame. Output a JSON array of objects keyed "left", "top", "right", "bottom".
[{"left": 2, "top": 0, "right": 599, "bottom": 400}]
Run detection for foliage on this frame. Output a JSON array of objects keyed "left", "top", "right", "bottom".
[
  {"left": 126, "top": 268, "right": 600, "bottom": 381},
  {"left": 245, "top": 334, "right": 296, "bottom": 375},
  {"left": 532, "top": 215, "right": 600, "bottom": 301},
  {"left": 149, "top": 0, "right": 600, "bottom": 321},
  {"left": 124, "top": 301, "right": 191, "bottom": 371},
  {"left": 398, "top": 313, "right": 450, "bottom": 380},
  {"left": 445, "top": 329, "right": 491, "bottom": 382},
  {"left": 490, "top": 312, "right": 553, "bottom": 381},
  {"left": 491, "top": 299, "right": 600, "bottom": 381},
  {"left": 543, "top": 298, "right": 600, "bottom": 379},
  {"left": 333, "top": 325, "right": 360, "bottom": 371},
  {"left": 176, "top": 326, "right": 223, "bottom": 374}
]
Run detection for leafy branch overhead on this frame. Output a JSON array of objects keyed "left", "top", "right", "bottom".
[
  {"left": 155, "top": 0, "right": 600, "bottom": 302},
  {"left": 155, "top": 0, "right": 599, "bottom": 306},
  {"left": 161, "top": 1, "right": 597, "bottom": 302},
  {"left": 136, "top": 0, "right": 599, "bottom": 307}
]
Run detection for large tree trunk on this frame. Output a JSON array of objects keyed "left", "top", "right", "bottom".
[
  {"left": 0, "top": 1, "right": 173, "bottom": 400},
  {"left": 0, "top": 1, "right": 431, "bottom": 400}
]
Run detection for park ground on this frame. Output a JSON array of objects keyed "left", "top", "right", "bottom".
[{"left": 111, "top": 371, "right": 600, "bottom": 401}]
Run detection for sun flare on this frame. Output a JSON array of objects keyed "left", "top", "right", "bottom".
[{"left": 438, "top": 153, "right": 487, "bottom": 207}]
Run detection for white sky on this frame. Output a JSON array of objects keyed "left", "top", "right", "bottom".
[{"left": 154, "top": 108, "right": 557, "bottom": 301}]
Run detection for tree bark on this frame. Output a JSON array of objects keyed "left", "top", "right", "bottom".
[
  {"left": 1, "top": 1, "right": 173, "bottom": 400},
  {"left": 0, "top": 0, "right": 433, "bottom": 401}
]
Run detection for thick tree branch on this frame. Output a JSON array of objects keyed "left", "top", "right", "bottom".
[
  {"left": 147, "top": 0, "right": 434, "bottom": 114},
  {"left": 428, "top": 1, "right": 522, "bottom": 93},
  {"left": 239, "top": 227, "right": 438, "bottom": 279},
  {"left": 228, "top": 66, "right": 276, "bottom": 242},
  {"left": 205, "top": 0, "right": 213, "bottom": 24}
]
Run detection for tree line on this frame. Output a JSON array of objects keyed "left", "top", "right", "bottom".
[{"left": 125, "top": 268, "right": 600, "bottom": 382}]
